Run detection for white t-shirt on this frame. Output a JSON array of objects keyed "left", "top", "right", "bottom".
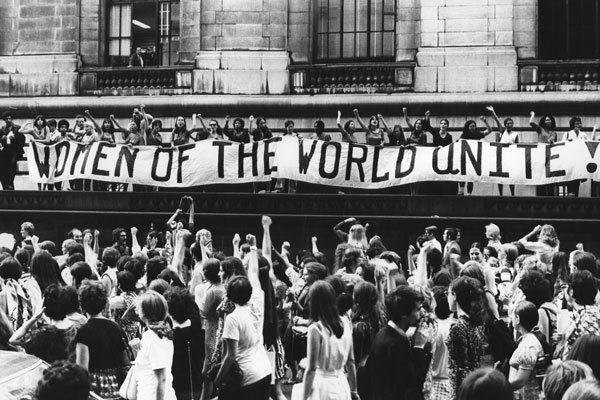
[
  {"left": 135, "top": 329, "right": 177, "bottom": 400},
  {"left": 222, "top": 292, "right": 271, "bottom": 386},
  {"left": 500, "top": 130, "right": 519, "bottom": 144}
]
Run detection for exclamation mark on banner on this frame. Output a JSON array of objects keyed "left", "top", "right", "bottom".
[{"left": 585, "top": 141, "right": 599, "bottom": 173}]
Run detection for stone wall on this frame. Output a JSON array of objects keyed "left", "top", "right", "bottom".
[
  {"left": 0, "top": 0, "right": 79, "bottom": 96},
  {"left": 287, "top": 0, "right": 311, "bottom": 63},
  {"left": 514, "top": 0, "right": 536, "bottom": 59},
  {"left": 414, "top": 0, "right": 520, "bottom": 93}
]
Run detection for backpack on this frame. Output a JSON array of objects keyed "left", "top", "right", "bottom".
[
  {"left": 539, "top": 305, "right": 557, "bottom": 348},
  {"left": 489, "top": 318, "right": 517, "bottom": 378},
  {"left": 531, "top": 329, "right": 553, "bottom": 390}
]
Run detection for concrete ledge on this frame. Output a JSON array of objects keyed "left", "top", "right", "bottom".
[
  {"left": 192, "top": 70, "right": 215, "bottom": 94},
  {"left": 214, "top": 70, "right": 267, "bottom": 94},
  {"left": 0, "top": 54, "right": 78, "bottom": 74}
]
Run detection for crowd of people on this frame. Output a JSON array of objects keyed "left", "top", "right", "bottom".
[
  {"left": 1, "top": 197, "right": 600, "bottom": 400},
  {"left": 1, "top": 106, "right": 598, "bottom": 195}
]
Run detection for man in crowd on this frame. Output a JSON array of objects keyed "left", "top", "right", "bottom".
[{"left": 0, "top": 111, "right": 25, "bottom": 190}]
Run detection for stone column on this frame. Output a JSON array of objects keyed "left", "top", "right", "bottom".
[
  {"left": 0, "top": 0, "right": 79, "bottom": 96},
  {"left": 194, "top": 0, "right": 290, "bottom": 94},
  {"left": 414, "top": 0, "right": 518, "bottom": 93}
]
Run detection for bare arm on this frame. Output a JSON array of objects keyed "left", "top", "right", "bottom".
[
  {"left": 83, "top": 232, "right": 98, "bottom": 270},
  {"left": 353, "top": 109, "right": 369, "bottom": 131},
  {"left": 76, "top": 342, "right": 90, "bottom": 370},
  {"left": 529, "top": 111, "right": 542, "bottom": 133},
  {"left": 139, "top": 104, "right": 150, "bottom": 133},
  {"left": 84, "top": 110, "right": 102, "bottom": 133},
  {"left": 403, "top": 107, "right": 414, "bottom": 132},
  {"left": 337, "top": 110, "right": 351, "bottom": 139},
  {"left": 109, "top": 114, "right": 131, "bottom": 139},
  {"left": 303, "top": 324, "right": 321, "bottom": 400},
  {"left": 170, "top": 230, "right": 186, "bottom": 277},
  {"left": 479, "top": 116, "right": 494, "bottom": 137},
  {"left": 406, "top": 246, "right": 417, "bottom": 276},
  {"left": 154, "top": 368, "right": 167, "bottom": 400},
  {"left": 131, "top": 226, "right": 141, "bottom": 254},
  {"left": 378, "top": 114, "right": 390, "bottom": 145},
  {"left": 486, "top": 105, "right": 503, "bottom": 132},
  {"left": 9, "top": 307, "right": 44, "bottom": 345},
  {"left": 187, "top": 197, "right": 195, "bottom": 232},
  {"left": 215, "top": 339, "right": 238, "bottom": 388},
  {"left": 232, "top": 233, "right": 241, "bottom": 259},
  {"left": 166, "top": 207, "right": 183, "bottom": 231},
  {"left": 311, "top": 236, "right": 319, "bottom": 254},
  {"left": 261, "top": 216, "right": 273, "bottom": 265}
]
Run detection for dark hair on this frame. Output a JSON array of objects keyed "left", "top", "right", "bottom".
[
  {"left": 148, "top": 278, "right": 171, "bottom": 295},
  {"left": 314, "top": 120, "right": 325, "bottom": 130},
  {"left": 514, "top": 300, "right": 538, "bottom": 332},
  {"left": 101, "top": 118, "right": 115, "bottom": 134},
  {"left": 457, "top": 367, "right": 512, "bottom": 400},
  {"left": 78, "top": 279, "right": 107, "bottom": 315},
  {"left": 259, "top": 265, "right": 279, "bottom": 346},
  {"left": 70, "top": 262, "right": 92, "bottom": 289},
  {"left": 432, "top": 286, "right": 452, "bottom": 319},
  {"left": 566, "top": 335, "right": 600, "bottom": 380},
  {"left": 39, "top": 240, "right": 57, "bottom": 256},
  {"left": 519, "top": 269, "right": 552, "bottom": 307},
  {"left": 552, "top": 251, "right": 570, "bottom": 283},
  {"left": 539, "top": 115, "right": 556, "bottom": 130},
  {"left": 34, "top": 114, "right": 47, "bottom": 128},
  {"left": 460, "top": 262, "right": 486, "bottom": 287},
  {"left": 444, "top": 227, "right": 458, "bottom": 241},
  {"left": 233, "top": 117, "right": 245, "bottom": 129},
  {"left": 309, "top": 281, "right": 344, "bottom": 338},
  {"left": 43, "top": 284, "right": 69, "bottom": 321},
  {"left": 203, "top": 258, "right": 221, "bottom": 284},
  {"left": 124, "top": 258, "right": 144, "bottom": 280},
  {"left": 451, "top": 276, "right": 487, "bottom": 325},
  {"left": 112, "top": 227, "right": 126, "bottom": 243},
  {"left": 14, "top": 248, "right": 31, "bottom": 273},
  {"left": 220, "top": 256, "right": 247, "bottom": 283},
  {"left": 344, "top": 120, "right": 354, "bottom": 133},
  {"left": 36, "top": 361, "right": 90, "bottom": 400},
  {"left": 543, "top": 360, "right": 595, "bottom": 400},
  {"left": 385, "top": 285, "right": 424, "bottom": 324},
  {"left": 462, "top": 120, "right": 477, "bottom": 137},
  {"left": 102, "top": 247, "right": 121, "bottom": 268},
  {"left": 562, "top": 379, "right": 600, "bottom": 400},
  {"left": 117, "top": 271, "right": 137, "bottom": 293},
  {"left": 284, "top": 119, "right": 294, "bottom": 128},
  {"left": 273, "top": 261, "right": 292, "bottom": 288},
  {"left": 157, "top": 269, "right": 184, "bottom": 288},
  {"left": 66, "top": 253, "right": 84, "bottom": 268},
  {"left": 62, "top": 285, "right": 80, "bottom": 314},
  {"left": 57, "top": 119, "right": 70, "bottom": 130},
  {"left": 164, "top": 287, "right": 195, "bottom": 324},
  {"left": 146, "top": 256, "right": 168, "bottom": 285},
  {"left": 427, "top": 248, "right": 442, "bottom": 270},
  {"left": 483, "top": 246, "right": 498, "bottom": 259},
  {"left": 352, "top": 281, "right": 382, "bottom": 330},
  {"left": 31, "top": 250, "right": 65, "bottom": 293},
  {"left": 0, "top": 256, "right": 22, "bottom": 280},
  {"left": 573, "top": 252, "right": 597, "bottom": 276},
  {"left": 227, "top": 276, "right": 253, "bottom": 305},
  {"left": 569, "top": 270, "right": 598, "bottom": 306},
  {"left": 342, "top": 248, "right": 363, "bottom": 274},
  {"left": 305, "top": 262, "right": 328, "bottom": 284},
  {"left": 425, "top": 225, "right": 438, "bottom": 235},
  {"left": 569, "top": 116, "right": 582, "bottom": 129},
  {"left": 65, "top": 242, "right": 84, "bottom": 256}
]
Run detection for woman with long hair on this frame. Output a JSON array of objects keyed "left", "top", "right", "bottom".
[
  {"left": 301, "top": 280, "right": 358, "bottom": 400},
  {"left": 447, "top": 276, "right": 490, "bottom": 397},
  {"left": 353, "top": 109, "right": 390, "bottom": 146},
  {"left": 519, "top": 224, "right": 560, "bottom": 267},
  {"left": 223, "top": 116, "right": 250, "bottom": 143},
  {"left": 135, "top": 290, "right": 177, "bottom": 400},
  {"left": 336, "top": 110, "right": 358, "bottom": 143},
  {"left": 457, "top": 118, "right": 494, "bottom": 195},
  {"left": 171, "top": 114, "right": 201, "bottom": 145},
  {"left": 22, "top": 250, "right": 65, "bottom": 314}
]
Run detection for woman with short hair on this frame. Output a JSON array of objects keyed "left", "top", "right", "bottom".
[
  {"left": 74, "top": 280, "right": 127, "bottom": 400},
  {"left": 135, "top": 290, "right": 177, "bottom": 400}
]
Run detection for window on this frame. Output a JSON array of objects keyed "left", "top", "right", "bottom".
[
  {"left": 539, "top": 0, "right": 600, "bottom": 60},
  {"left": 315, "top": 0, "right": 395, "bottom": 62},
  {"left": 107, "top": 0, "right": 180, "bottom": 67}
]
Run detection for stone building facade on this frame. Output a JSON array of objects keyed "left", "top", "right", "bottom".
[{"left": 0, "top": 0, "right": 551, "bottom": 97}]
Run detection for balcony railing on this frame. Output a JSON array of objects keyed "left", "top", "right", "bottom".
[
  {"left": 79, "top": 66, "right": 193, "bottom": 96},
  {"left": 519, "top": 60, "right": 600, "bottom": 92},
  {"left": 289, "top": 62, "right": 414, "bottom": 94}
]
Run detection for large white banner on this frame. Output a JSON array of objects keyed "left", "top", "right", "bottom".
[{"left": 27, "top": 137, "right": 600, "bottom": 188}]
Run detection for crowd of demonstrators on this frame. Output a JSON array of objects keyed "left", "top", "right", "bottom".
[
  {"left": 6, "top": 106, "right": 600, "bottom": 195},
  {"left": 4, "top": 202, "right": 600, "bottom": 399}
]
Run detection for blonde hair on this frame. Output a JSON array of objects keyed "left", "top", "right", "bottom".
[{"left": 136, "top": 290, "right": 168, "bottom": 324}]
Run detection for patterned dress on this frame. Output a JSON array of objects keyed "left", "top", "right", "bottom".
[
  {"left": 562, "top": 304, "right": 600, "bottom": 359},
  {"left": 447, "top": 315, "right": 487, "bottom": 398},
  {"left": 509, "top": 331, "right": 544, "bottom": 400}
]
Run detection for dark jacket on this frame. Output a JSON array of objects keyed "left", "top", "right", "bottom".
[{"left": 366, "top": 324, "right": 431, "bottom": 400}]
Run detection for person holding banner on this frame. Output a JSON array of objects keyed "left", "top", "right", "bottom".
[
  {"left": 388, "top": 124, "right": 406, "bottom": 147},
  {"left": 403, "top": 107, "right": 428, "bottom": 146},
  {"left": 561, "top": 117, "right": 589, "bottom": 196},
  {"left": 251, "top": 116, "right": 274, "bottom": 142},
  {"left": 19, "top": 115, "right": 49, "bottom": 141},
  {"left": 458, "top": 118, "right": 494, "bottom": 195},
  {"left": 487, "top": 105, "right": 518, "bottom": 197},
  {"left": 530, "top": 111, "right": 558, "bottom": 196},
  {"left": 423, "top": 110, "right": 456, "bottom": 195},
  {"left": 197, "top": 114, "right": 225, "bottom": 140},
  {"left": 310, "top": 120, "right": 331, "bottom": 142},
  {"left": 84, "top": 110, "right": 116, "bottom": 144}
]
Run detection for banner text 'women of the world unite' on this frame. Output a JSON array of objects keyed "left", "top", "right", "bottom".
[{"left": 27, "top": 137, "right": 600, "bottom": 188}]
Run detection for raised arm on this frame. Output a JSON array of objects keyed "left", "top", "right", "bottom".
[
  {"left": 246, "top": 233, "right": 261, "bottom": 290},
  {"left": 83, "top": 231, "right": 98, "bottom": 271},
  {"left": 593, "top": 124, "right": 600, "bottom": 140},
  {"left": 139, "top": 104, "right": 150, "bottom": 132},
  {"left": 479, "top": 116, "right": 494, "bottom": 137},
  {"left": 529, "top": 111, "right": 542, "bottom": 133},
  {"left": 311, "top": 236, "right": 319, "bottom": 254},
  {"left": 353, "top": 109, "right": 369, "bottom": 131},
  {"left": 333, "top": 217, "right": 356, "bottom": 242},
  {"left": 84, "top": 110, "right": 102, "bottom": 133},
  {"left": 248, "top": 115, "right": 255, "bottom": 142},
  {"left": 232, "top": 233, "right": 241, "bottom": 259},
  {"left": 93, "top": 229, "right": 100, "bottom": 257},
  {"left": 337, "top": 110, "right": 352, "bottom": 140},
  {"left": 187, "top": 196, "right": 195, "bottom": 232},
  {"left": 261, "top": 216, "right": 273, "bottom": 265},
  {"left": 170, "top": 229, "right": 186, "bottom": 278},
  {"left": 378, "top": 114, "right": 391, "bottom": 144},
  {"left": 131, "top": 226, "right": 141, "bottom": 255},
  {"left": 403, "top": 107, "right": 415, "bottom": 132},
  {"left": 486, "top": 105, "right": 503, "bottom": 132},
  {"left": 109, "top": 114, "right": 131, "bottom": 139}
]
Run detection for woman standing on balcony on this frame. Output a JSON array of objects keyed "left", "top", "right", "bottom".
[
  {"left": 84, "top": 110, "right": 115, "bottom": 144},
  {"left": 560, "top": 117, "right": 589, "bottom": 196},
  {"left": 458, "top": 117, "right": 494, "bottom": 195},
  {"left": 171, "top": 114, "right": 203, "bottom": 145},
  {"left": 336, "top": 110, "right": 358, "bottom": 143},
  {"left": 19, "top": 115, "right": 49, "bottom": 141},
  {"left": 197, "top": 115, "right": 226, "bottom": 140},
  {"left": 223, "top": 116, "right": 251, "bottom": 143},
  {"left": 109, "top": 105, "right": 147, "bottom": 145},
  {"left": 487, "top": 105, "right": 518, "bottom": 196},
  {"left": 530, "top": 111, "right": 558, "bottom": 196},
  {"left": 353, "top": 109, "right": 389, "bottom": 146},
  {"left": 251, "top": 116, "right": 274, "bottom": 142}
]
